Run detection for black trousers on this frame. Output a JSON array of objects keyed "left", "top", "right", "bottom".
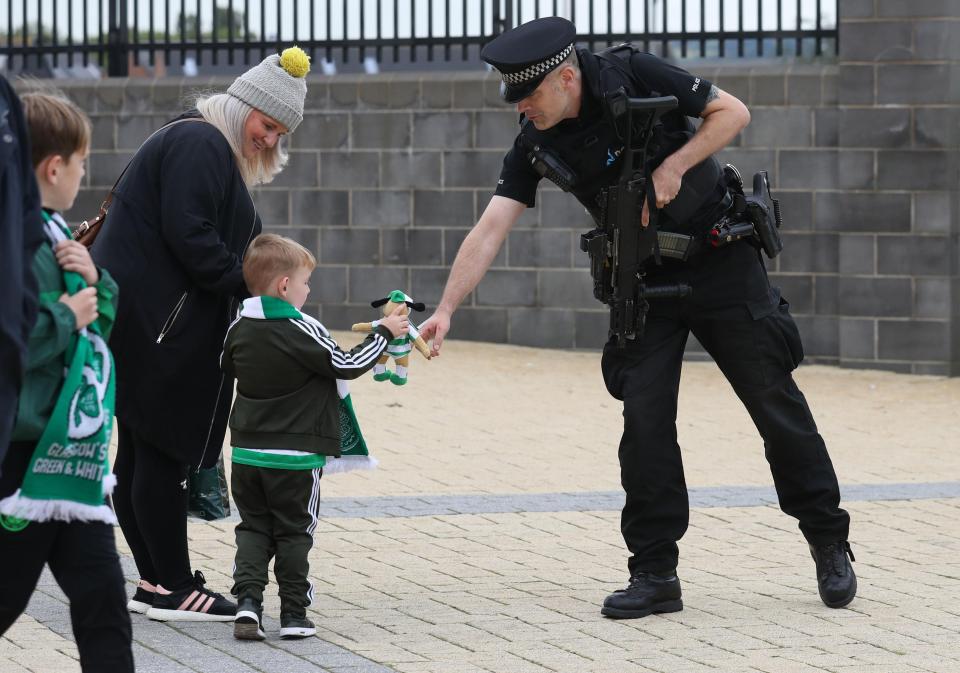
[
  {"left": 600, "top": 242, "right": 850, "bottom": 575},
  {"left": 112, "top": 422, "right": 193, "bottom": 590},
  {"left": 231, "top": 463, "right": 322, "bottom": 615},
  {"left": 0, "top": 517, "right": 134, "bottom": 673}
]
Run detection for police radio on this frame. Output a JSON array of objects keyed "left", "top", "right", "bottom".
[{"left": 527, "top": 144, "right": 577, "bottom": 192}]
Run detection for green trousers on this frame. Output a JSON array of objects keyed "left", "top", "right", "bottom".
[{"left": 231, "top": 463, "right": 322, "bottom": 616}]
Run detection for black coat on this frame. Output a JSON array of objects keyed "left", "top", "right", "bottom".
[
  {"left": 92, "top": 114, "right": 262, "bottom": 467},
  {"left": 0, "top": 75, "right": 44, "bottom": 462}
]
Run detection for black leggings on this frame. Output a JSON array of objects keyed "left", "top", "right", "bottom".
[{"left": 112, "top": 422, "right": 193, "bottom": 591}]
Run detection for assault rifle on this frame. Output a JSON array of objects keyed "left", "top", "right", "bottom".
[{"left": 579, "top": 91, "right": 691, "bottom": 347}]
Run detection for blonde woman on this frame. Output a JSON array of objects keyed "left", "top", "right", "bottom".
[{"left": 91, "top": 48, "right": 310, "bottom": 622}]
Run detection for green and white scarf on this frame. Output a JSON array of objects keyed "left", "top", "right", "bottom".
[
  {"left": 237, "top": 296, "right": 377, "bottom": 474},
  {"left": 0, "top": 213, "right": 117, "bottom": 525}
]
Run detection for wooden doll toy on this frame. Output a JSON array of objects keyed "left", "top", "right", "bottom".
[{"left": 351, "top": 290, "right": 431, "bottom": 385}]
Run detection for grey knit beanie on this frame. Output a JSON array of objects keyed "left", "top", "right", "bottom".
[{"left": 227, "top": 47, "right": 310, "bottom": 133}]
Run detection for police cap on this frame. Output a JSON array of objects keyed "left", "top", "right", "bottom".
[{"left": 481, "top": 17, "right": 577, "bottom": 104}]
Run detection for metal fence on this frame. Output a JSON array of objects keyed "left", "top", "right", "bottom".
[{"left": 1, "top": 1, "right": 838, "bottom": 77}]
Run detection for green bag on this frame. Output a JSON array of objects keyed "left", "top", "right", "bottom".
[{"left": 187, "top": 454, "right": 231, "bottom": 521}]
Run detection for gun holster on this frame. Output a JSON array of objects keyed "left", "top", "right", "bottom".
[
  {"left": 746, "top": 171, "right": 783, "bottom": 258},
  {"left": 716, "top": 166, "right": 784, "bottom": 259},
  {"left": 579, "top": 227, "right": 612, "bottom": 303}
]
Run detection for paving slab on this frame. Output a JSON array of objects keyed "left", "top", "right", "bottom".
[{"left": 3, "top": 336, "right": 959, "bottom": 672}]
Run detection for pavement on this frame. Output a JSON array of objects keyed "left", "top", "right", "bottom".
[{"left": 3, "top": 334, "right": 960, "bottom": 673}]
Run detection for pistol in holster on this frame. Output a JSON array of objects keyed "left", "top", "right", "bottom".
[{"left": 709, "top": 165, "right": 784, "bottom": 258}]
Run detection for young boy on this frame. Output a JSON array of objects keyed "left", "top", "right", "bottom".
[
  {"left": 0, "top": 92, "right": 133, "bottom": 671},
  {"left": 222, "top": 233, "right": 408, "bottom": 640}
]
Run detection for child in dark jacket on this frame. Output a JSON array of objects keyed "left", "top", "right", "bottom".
[
  {"left": 0, "top": 92, "right": 133, "bottom": 672},
  {"left": 221, "top": 233, "right": 408, "bottom": 640}
]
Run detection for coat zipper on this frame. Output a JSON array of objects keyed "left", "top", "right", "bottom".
[
  {"left": 196, "top": 191, "right": 259, "bottom": 471},
  {"left": 156, "top": 291, "right": 188, "bottom": 343}
]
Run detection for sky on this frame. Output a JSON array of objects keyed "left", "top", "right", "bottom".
[{"left": 4, "top": 0, "right": 836, "bottom": 43}]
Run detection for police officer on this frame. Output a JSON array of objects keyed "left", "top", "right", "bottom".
[{"left": 418, "top": 16, "right": 856, "bottom": 618}]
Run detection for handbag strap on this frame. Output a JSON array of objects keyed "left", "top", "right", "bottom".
[{"left": 77, "top": 117, "right": 209, "bottom": 236}]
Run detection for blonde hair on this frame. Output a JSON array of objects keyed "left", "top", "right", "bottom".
[
  {"left": 193, "top": 92, "right": 287, "bottom": 186},
  {"left": 243, "top": 233, "right": 317, "bottom": 295},
  {"left": 21, "top": 91, "right": 91, "bottom": 169}
]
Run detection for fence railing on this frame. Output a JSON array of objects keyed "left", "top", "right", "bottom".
[{"left": 1, "top": 1, "right": 838, "bottom": 77}]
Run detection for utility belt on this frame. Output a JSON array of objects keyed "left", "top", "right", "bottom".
[
  {"left": 655, "top": 191, "right": 732, "bottom": 261},
  {"left": 579, "top": 194, "right": 716, "bottom": 262},
  {"left": 653, "top": 164, "right": 784, "bottom": 262}
]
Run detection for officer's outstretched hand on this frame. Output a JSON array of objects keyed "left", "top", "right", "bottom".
[
  {"left": 641, "top": 162, "right": 684, "bottom": 227},
  {"left": 418, "top": 311, "right": 450, "bottom": 358}
]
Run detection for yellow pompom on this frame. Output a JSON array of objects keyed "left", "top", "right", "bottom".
[{"left": 279, "top": 46, "right": 311, "bottom": 78}]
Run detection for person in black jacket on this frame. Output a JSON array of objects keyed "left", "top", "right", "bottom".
[
  {"left": 222, "top": 234, "right": 407, "bottom": 641},
  {"left": 419, "top": 18, "right": 856, "bottom": 618},
  {"left": 0, "top": 75, "right": 44, "bottom": 469},
  {"left": 91, "top": 47, "right": 311, "bottom": 621}
]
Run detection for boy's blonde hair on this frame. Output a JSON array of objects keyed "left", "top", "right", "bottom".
[
  {"left": 21, "top": 92, "right": 91, "bottom": 169},
  {"left": 243, "top": 233, "right": 316, "bottom": 295}
]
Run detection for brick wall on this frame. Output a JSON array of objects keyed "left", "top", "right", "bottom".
[
  {"left": 830, "top": 1, "right": 959, "bottom": 375},
  {"left": 38, "top": 6, "right": 958, "bottom": 375}
]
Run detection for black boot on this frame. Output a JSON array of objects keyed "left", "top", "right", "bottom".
[
  {"left": 809, "top": 541, "right": 857, "bottom": 608},
  {"left": 601, "top": 572, "right": 683, "bottom": 619},
  {"left": 280, "top": 612, "right": 316, "bottom": 639},
  {"left": 234, "top": 596, "right": 265, "bottom": 640}
]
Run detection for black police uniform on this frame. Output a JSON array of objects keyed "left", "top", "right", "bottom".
[{"left": 490, "top": 42, "right": 851, "bottom": 579}]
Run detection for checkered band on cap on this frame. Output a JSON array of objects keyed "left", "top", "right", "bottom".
[{"left": 500, "top": 43, "right": 575, "bottom": 85}]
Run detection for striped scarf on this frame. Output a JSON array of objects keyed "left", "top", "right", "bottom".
[{"left": 0, "top": 212, "right": 117, "bottom": 526}]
